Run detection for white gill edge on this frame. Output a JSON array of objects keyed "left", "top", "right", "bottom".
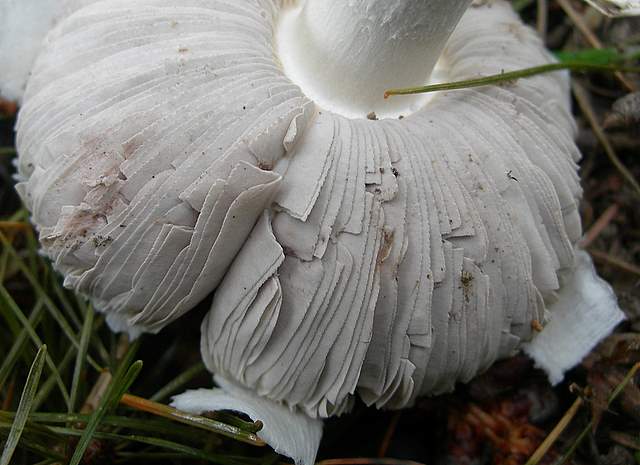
[{"left": 524, "top": 249, "right": 625, "bottom": 384}]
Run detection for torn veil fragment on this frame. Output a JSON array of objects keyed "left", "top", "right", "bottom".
[{"left": 3, "top": 0, "right": 625, "bottom": 464}]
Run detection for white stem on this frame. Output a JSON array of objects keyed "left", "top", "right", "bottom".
[{"left": 277, "top": 0, "right": 472, "bottom": 118}]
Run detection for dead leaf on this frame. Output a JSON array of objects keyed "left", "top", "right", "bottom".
[{"left": 604, "top": 92, "right": 640, "bottom": 130}]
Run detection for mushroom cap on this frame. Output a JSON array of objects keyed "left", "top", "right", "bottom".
[
  {"left": 14, "top": 0, "right": 621, "bottom": 428},
  {"left": 0, "top": 0, "right": 59, "bottom": 101}
]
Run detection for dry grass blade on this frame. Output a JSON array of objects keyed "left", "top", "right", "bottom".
[
  {"left": 524, "top": 394, "right": 584, "bottom": 465},
  {"left": 0, "top": 222, "right": 29, "bottom": 232},
  {"left": 0, "top": 345, "right": 47, "bottom": 465}
]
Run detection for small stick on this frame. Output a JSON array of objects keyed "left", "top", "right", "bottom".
[
  {"left": 536, "top": 0, "right": 548, "bottom": 39},
  {"left": 589, "top": 249, "right": 640, "bottom": 277},
  {"left": 609, "top": 431, "right": 640, "bottom": 451},
  {"left": 0, "top": 99, "right": 17, "bottom": 118},
  {"left": 378, "top": 411, "right": 401, "bottom": 457},
  {"left": 579, "top": 204, "right": 619, "bottom": 248},
  {"left": 573, "top": 81, "right": 640, "bottom": 199},
  {"left": 1, "top": 378, "right": 15, "bottom": 411}
]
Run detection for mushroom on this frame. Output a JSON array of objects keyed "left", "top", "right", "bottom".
[
  {"left": 0, "top": 0, "right": 60, "bottom": 102},
  {"left": 2, "top": 0, "right": 625, "bottom": 464}
]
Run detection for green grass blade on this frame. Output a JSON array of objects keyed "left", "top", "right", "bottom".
[
  {"left": 120, "top": 394, "right": 264, "bottom": 445},
  {"left": 24, "top": 229, "right": 39, "bottom": 279},
  {"left": 0, "top": 344, "right": 47, "bottom": 465},
  {"left": 49, "top": 273, "right": 82, "bottom": 330},
  {"left": 0, "top": 247, "right": 10, "bottom": 283},
  {"left": 150, "top": 361, "right": 206, "bottom": 402},
  {"left": 0, "top": 231, "right": 101, "bottom": 372},
  {"left": 68, "top": 343, "right": 142, "bottom": 465},
  {"left": 0, "top": 411, "right": 220, "bottom": 443},
  {"left": 0, "top": 416, "right": 64, "bottom": 461},
  {"left": 555, "top": 47, "right": 640, "bottom": 65},
  {"left": 0, "top": 301, "right": 45, "bottom": 391},
  {"left": 32, "top": 346, "right": 75, "bottom": 411},
  {"left": 7, "top": 210, "right": 28, "bottom": 223},
  {"left": 69, "top": 307, "right": 94, "bottom": 413},
  {"left": 0, "top": 285, "right": 71, "bottom": 407},
  {"left": 512, "top": 0, "right": 534, "bottom": 11},
  {"left": 384, "top": 62, "right": 640, "bottom": 98},
  {"left": 32, "top": 460, "right": 58, "bottom": 465},
  {"left": 50, "top": 426, "right": 250, "bottom": 465},
  {"left": 0, "top": 288, "right": 22, "bottom": 338}
]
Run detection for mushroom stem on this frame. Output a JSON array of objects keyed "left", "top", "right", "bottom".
[{"left": 277, "top": 0, "right": 472, "bottom": 118}]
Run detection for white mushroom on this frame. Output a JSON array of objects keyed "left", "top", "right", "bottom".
[
  {"left": 0, "top": 0, "right": 59, "bottom": 101},
  {"left": 1, "top": 1, "right": 625, "bottom": 464}
]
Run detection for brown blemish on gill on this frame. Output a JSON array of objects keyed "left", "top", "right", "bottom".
[
  {"left": 377, "top": 229, "right": 394, "bottom": 269},
  {"left": 461, "top": 270, "right": 474, "bottom": 303}
]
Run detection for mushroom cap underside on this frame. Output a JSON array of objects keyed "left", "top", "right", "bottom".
[{"left": 15, "top": 0, "right": 588, "bottom": 417}]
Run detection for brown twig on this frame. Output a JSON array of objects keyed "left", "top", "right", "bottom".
[
  {"left": 589, "top": 249, "right": 640, "bottom": 277},
  {"left": 573, "top": 81, "right": 640, "bottom": 198},
  {"left": 609, "top": 431, "right": 640, "bottom": 451},
  {"left": 579, "top": 203, "right": 620, "bottom": 248},
  {"left": 0, "top": 99, "right": 17, "bottom": 118},
  {"left": 0, "top": 222, "right": 30, "bottom": 233},
  {"left": 537, "top": 0, "right": 549, "bottom": 40},
  {"left": 378, "top": 411, "right": 401, "bottom": 457},
  {"left": 1, "top": 378, "right": 15, "bottom": 411}
]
